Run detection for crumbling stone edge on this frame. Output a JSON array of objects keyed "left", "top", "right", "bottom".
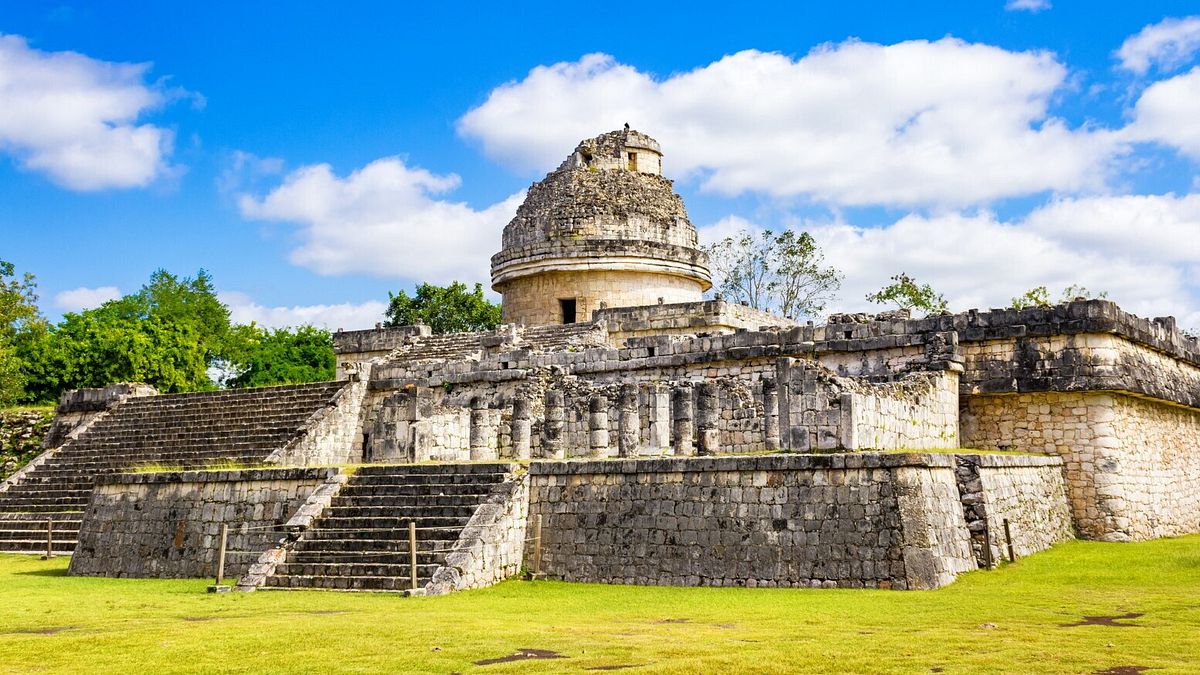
[
  {"left": 234, "top": 468, "right": 349, "bottom": 592},
  {"left": 426, "top": 466, "right": 528, "bottom": 596}
]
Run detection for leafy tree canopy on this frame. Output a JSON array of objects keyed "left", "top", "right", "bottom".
[
  {"left": 385, "top": 281, "right": 501, "bottom": 334},
  {"left": 16, "top": 270, "right": 229, "bottom": 401},
  {"left": 6, "top": 267, "right": 341, "bottom": 404},
  {"left": 865, "top": 273, "right": 948, "bottom": 316},
  {"left": 704, "top": 229, "right": 842, "bottom": 320},
  {"left": 222, "top": 324, "right": 335, "bottom": 388},
  {"left": 0, "top": 260, "right": 43, "bottom": 406}
]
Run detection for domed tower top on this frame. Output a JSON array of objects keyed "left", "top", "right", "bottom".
[{"left": 491, "top": 127, "right": 712, "bottom": 326}]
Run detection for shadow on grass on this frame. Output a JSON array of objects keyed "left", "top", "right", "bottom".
[{"left": 14, "top": 567, "right": 69, "bottom": 577}]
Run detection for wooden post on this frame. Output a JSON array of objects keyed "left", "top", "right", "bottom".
[
  {"left": 215, "top": 523, "right": 228, "bottom": 584},
  {"left": 42, "top": 519, "right": 54, "bottom": 560},
  {"left": 980, "top": 521, "right": 993, "bottom": 570},
  {"left": 408, "top": 521, "right": 418, "bottom": 591},
  {"left": 206, "top": 523, "right": 231, "bottom": 593},
  {"left": 533, "top": 514, "right": 543, "bottom": 578},
  {"left": 1003, "top": 518, "right": 1016, "bottom": 562}
]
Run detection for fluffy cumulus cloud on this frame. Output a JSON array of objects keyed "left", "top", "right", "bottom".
[
  {"left": 458, "top": 42, "right": 1120, "bottom": 208},
  {"left": 1005, "top": 0, "right": 1051, "bottom": 13},
  {"left": 1126, "top": 66, "right": 1200, "bottom": 159},
  {"left": 697, "top": 193, "right": 1200, "bottom": 328},
  {"left": 0, "top": 34, "right": 175, "bottom": 190},
  {"left": 53, "top": 285, "right": 121, "bottom": 312},
  {"left": 1116, "top": 16, "right": 1200, "bottom": 75},
  {"left": 219, "top": 291, "right": 386, "bottom": 331},
  {"left": 239, "top": 158, "right": 524, "bottom": 283}
]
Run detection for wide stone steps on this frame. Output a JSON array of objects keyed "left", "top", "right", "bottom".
[
  {"left": 324, "top": 487, "right": 492, "bottom": 504},
  {"left": 0, "top": 514, "right": 82, "bottom": 554},
  {"left": 263, "top": 463, "right": 514, "bottom": 592},
  {"left": 272, "top": 562, "right": 442, "bottom": 578},
  {"left": 344, "top": 472, "right": 509, "bottom": 487},
  {"left": 331, "top": 483, "right": 496, "bottom": 499},
  {"left": 263, "top": 572, "right": 438, "bottom": 592},
  {"left": 0, "top": 380, "right": 350, "bottom": 555},
  {"left": 0, "top": 500, "right": 87, "bottom": 513},
  {"left": 290, "top": 537, "right": 458, "bottom": 554}
]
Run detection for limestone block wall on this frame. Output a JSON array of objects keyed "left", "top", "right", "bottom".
[
  {"left": 499, "top": 269, "right": 705, "bottom": 326},
  {"left": 962, "top": 392, "right": 1200, "bottom": 541},
  {"left": 266, "top": 380, "right": 366, "bottom": 467},
  {"left": 333, "top": 325, "right": 429, "bottom": 380},
  {"left": 954, "top": 454, "right": 1072, "bottom": 565},
  {"left": 595, "top": 299, "right": 795, "bottom": 346},
  {"left": 841, "top": 371, "right": 960, "bottom": 450},
  {"left": 427, "top": 473, "right": 529, "bottom": 595},
  {"left": 525, "top": 454, "right": 976, "bottom": 590},
  {"left": 70, "top": 467, "right": 337, "bottom": 579}
]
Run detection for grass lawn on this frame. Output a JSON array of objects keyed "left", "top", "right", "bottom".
[{"left": 1, "top": 537, "right": 1197, "bottom": 674}]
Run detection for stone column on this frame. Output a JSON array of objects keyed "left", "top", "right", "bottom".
[
  {"left": 469, "top": 396, "right": 492, "bottom": 461},
  {"left": 542, "top": 390, "right": 565, "bottom": 459},
  {"left": 672, "top": 384, "right": 694, "bottom": 457},
  {"left": 775, "top": 358, "right": 794, "bottom": 451},
  {"left": 588, "top": 393, "right": 610, "bottom": 458},
  {"left": 617, "top": 383, "right": 639, "bottom": 458},
  {"left": 696, "top": 382, "right": 719, "bottom": 456},
  {"left": 647, "top": 383, "right": 671, "bottom": 452},
  {"left": 511, "top": 394, "right": 532, "bottom": 460},
  {"left": 762, "top": 377, "right": 780, "bottom": 452}
]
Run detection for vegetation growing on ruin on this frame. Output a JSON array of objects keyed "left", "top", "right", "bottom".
[
  {"left": 1011, "top": 284, "right": 1109, "bottom": 309},
  {"left": 0, "top": 536, "right": 1196, "bottom": 674},
  {"left": 0, "top": 408, "right": 53, "bottom": 478},
  {"left": 866, "top": 272, "right": 949, "bottom": 315},
  {"left": 385, "top": 281, "right": 502, "bottom": 334}
]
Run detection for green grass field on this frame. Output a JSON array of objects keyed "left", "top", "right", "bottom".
[{"left": 1, "top": 537, "right": 1197, "bottom": 674}]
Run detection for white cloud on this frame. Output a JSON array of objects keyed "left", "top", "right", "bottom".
[
  {"left": 53, "top": 285, "right": 120, "bottom": 312},
  {"left": 1116, "top": 16, "right": 1200, "bottom": 75},
  {"left": 696, "top": 215, "right": 765, "bottom": 247},
  {"left": 713, "top": 193, "right": 1200, "bottom": 328},
  {"left": 1022, "top": 193, "right": 1200, "bottom": 264},
  {"left": 1126, "top": 66, "right": 1200, "bottom": 159},
  {"left": 216, "top": 150, "right": 284, "bottom": 196},
  {"left": 0, "top": 34, "right": 175, "bottom": 190},
  {"left": 238, "top": 157, "right": 523, "bottom": 284},
  {"left": 458, "top": 43, "right": 1120, "bottom": 208},
  {"left": 1005, "top": 0, "right": 1051, "bottom": 13},
  {"left": 219, "top": 291, "right": 387, "bottom": 331}
]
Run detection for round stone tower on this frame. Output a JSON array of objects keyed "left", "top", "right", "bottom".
[{"left": 491, "top": 127, "right": 712, "bottom": 326}]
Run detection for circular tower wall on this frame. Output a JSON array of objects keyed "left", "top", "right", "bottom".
[{"left": 491, "top": 128, "right": 712, "bottom": 325}]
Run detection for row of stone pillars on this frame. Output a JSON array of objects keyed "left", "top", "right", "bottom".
[{"left": 467, "top": 378, "right": 786, "bottom": 460}]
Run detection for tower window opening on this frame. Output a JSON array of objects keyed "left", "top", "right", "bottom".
[
  {"left": 628, "top": 152, "right": 638, "bottom": 172},
  {"left": 560, "top": 298, "right": 577, "bottom": 324}
]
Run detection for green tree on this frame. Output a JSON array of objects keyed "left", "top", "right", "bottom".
[
  {"left": 1010, "top": 284, "right": 1108, "bottom": 309},
  {"left": 16, "top": 269, "right": 234, "bottom": 401},
  {"left": 704, "top": 229, "right": 842, "bottom": 319},
  {"left": 0, "top": 260, "right": 43, "bottom": 406},
  {"left": 385, "top": 281, "right": 501, "bottom": 334},
  {"left": 865, "top": 273, "right": 948, "bottom": 316},
  {"left": 224, "top": 325, "right": 335, "bottom": 388}
]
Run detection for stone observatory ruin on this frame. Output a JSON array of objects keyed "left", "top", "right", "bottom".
[{"left": 2, "top": 127, "right": 1197, "bottom": 593}]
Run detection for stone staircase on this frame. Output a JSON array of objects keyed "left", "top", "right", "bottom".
[
  {"left": 0, "top": 381, "right": 348, "bottom": 554},
  {"left": 263, "top": 463, "right": 513, "bottom": 591}
]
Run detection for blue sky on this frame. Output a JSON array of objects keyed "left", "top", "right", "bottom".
[{"left": 3, "top": 1, "right": 1200, "bottom": 329}]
